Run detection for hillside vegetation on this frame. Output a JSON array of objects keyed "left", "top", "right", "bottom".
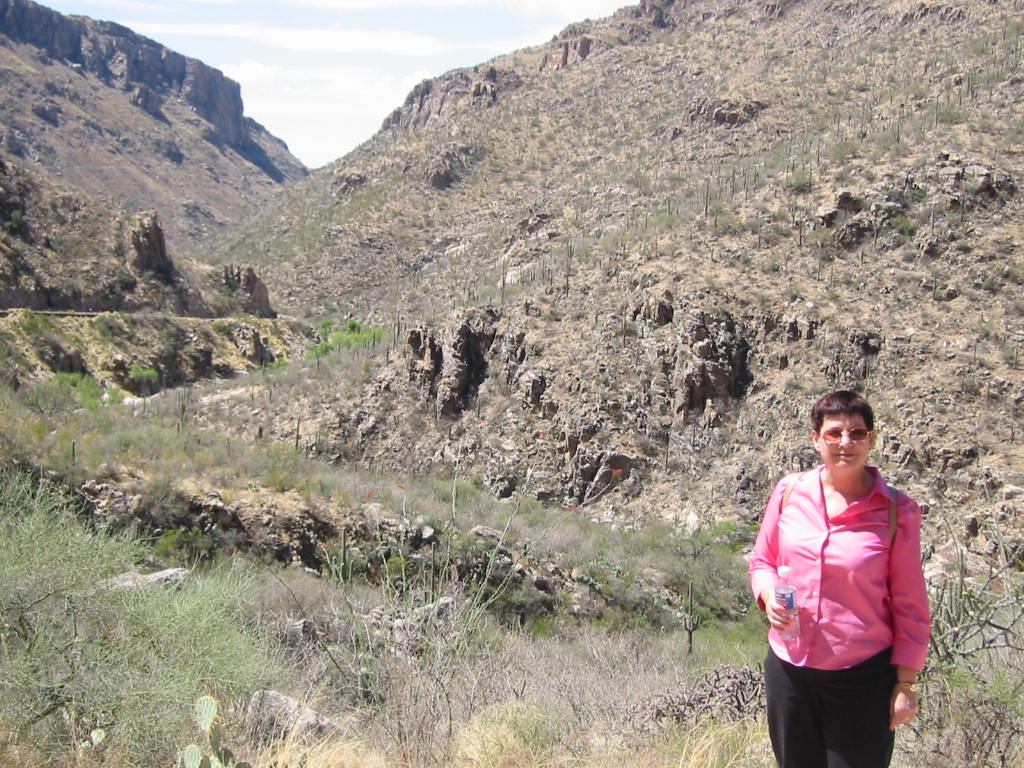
[
  {"left": 196, "top": 0, "right": 1024, "bottom": 546},
  {"left": 0, "top": 0, "right": 1023, "bottom": 766}
]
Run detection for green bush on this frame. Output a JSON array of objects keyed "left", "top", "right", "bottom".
[
  {"left": 0, "top": 469, "right": 283, "bottom": 766},
  {"left": 7, "top": 208, "right": 24, "bottom": 235},
  {"left": 11, "top": 309, "right": 54, "bottom": 336},
  {"left": 17, "top": 374, "right": 80, "bottom": 416},
  {"left": 50, "top": 372, "right": 123, "bottom": 410},
  {"left": 129, "top": 364, "right": 160, "bottom": 394},
  {"left": 305, "top": 318, "right": 386, "bottom": 359}
]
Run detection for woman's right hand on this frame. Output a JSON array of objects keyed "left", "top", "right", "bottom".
[{"left": 760, "top": 588, "right": 791, "bottom": 631}]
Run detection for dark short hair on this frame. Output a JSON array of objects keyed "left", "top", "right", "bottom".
[{"left": 810, "top": 390, "right": 874, "bottom": 432}]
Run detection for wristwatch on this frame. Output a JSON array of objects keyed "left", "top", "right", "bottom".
[{"left": 896, "top": 681, "right": 919, "bottom": 694}]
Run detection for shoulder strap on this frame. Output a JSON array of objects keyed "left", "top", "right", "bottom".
[
  {"left": 779, "top": 470, "right": 811, "bottom": 511},
  {"left": 888, "top": 494, "right": 899, "bottom": 545}
]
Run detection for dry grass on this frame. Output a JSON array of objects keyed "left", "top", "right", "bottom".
[{"left": 245, "top": 715, "right": 773, "bottom": 768}]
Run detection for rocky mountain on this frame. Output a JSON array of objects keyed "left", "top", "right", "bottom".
[
  {"left": 0, "top": 0, "right": 1022, "bottom": 595},
  {"left": 191, "top": 0, "right": 1024, "bottom": 551},
  {"left": 0, "top": 0, "right": 316, "bottom": 393},
  {"left": 0, "top": 4, "right": 1021, "bottom": 764},
  {"left": 0, "top": 0, "right": 307, "bottom": 248}
]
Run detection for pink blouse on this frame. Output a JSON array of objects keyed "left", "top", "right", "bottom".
[{"left": 749, "top": 465, "right": 931, "bottom": 671}]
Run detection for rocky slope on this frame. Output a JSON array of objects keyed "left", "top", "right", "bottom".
[
  {"left": 0, "top": 148, "right": 311, "bottom": 391},
  {"left": 0, "top": 0, "right": 316, "bottom": 393},
  {"left": 0, "top": 0, "right": 307, "bottom": 248},
  {"left": 193, "top": 0, "right": 1024, "bottom": 547},
  {"left": 0, "top": 0, "right": 1022, "bottom": 627}
]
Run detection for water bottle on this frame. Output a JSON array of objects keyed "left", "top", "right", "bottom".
[{"left": 774, "top": 566, "right": 800, "bottom": 642}]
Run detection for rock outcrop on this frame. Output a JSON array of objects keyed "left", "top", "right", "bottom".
[
  {"left": 423, "top": 143, "right": 483, "bottom": 190},
  {"left": 688, "top": 97, "right": 768, "bottom": 127},
  {"left": 380, "top": 67, "right": 521, "bottom": 134},
  {"left": 539, "top": 37, "right": 594, "bottom": 72},
  {"left": 407, "top": 307, "right": 498, "bottom": 416},
  {"left": 130, "top": 211, "right": 174, "bottom": 280},
  {"left": 223, "top": 265, "right": 276, "bottom": 319}
]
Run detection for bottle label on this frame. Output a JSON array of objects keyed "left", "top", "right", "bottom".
[{"left": 774, "top": 586, "right": 796, "bottom": 610}]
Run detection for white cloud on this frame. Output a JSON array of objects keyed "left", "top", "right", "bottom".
[
  {"left": 223, "top": 60, "right": 431, "bottom": 167},
  {"left": 133, "top": 22, "right": 456, "bottom": 56},
  {"left": 125, "top": 0, "right": 627, "bottom": 24},
  {"left": 115, "top": 0, "right": 632, "bottom": 165},
  {"left": 132, "top": 20, "right": 558, "bottom": 57}
]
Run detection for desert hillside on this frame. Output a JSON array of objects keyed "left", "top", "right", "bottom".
[
  {"left": 197, "top": 0, "right": 1024, "bottom": 537},
  {"left": 0, "top": 1, "right": 1022, "bottom": 767}
]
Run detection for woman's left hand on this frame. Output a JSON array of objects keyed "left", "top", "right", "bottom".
[{"left": 889, "top": 683, "right": 918, "bottom": 730}]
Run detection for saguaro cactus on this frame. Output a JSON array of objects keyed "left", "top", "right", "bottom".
[{"left": 682, "top": 580, "right": 702, "bottom": 655}]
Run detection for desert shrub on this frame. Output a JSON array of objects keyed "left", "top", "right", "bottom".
[
  {"left": 307, "top": 319, "right": 386, "bottom": 359},
  {"left": 212, "top": 319, "right": 239, "bottom": 337},
  {"left": 92, "top": 312, "right": 131, "bottom": 340},
  {"left": 454, "top": 699, "right": 565, "bottom": 768},
  {"left": 50, "top": 371, "right": 123, "bottom": 410},
  {"left": 911, "top": 521, "right": 1024, "bottom": 767},
  {"left": 17, "top": 373, "right": 80, "bottom": 415},
  {"left": 889, "top": 214, "right": 916, "bottom": 239},
  {"left": 11, "top": 309, "right": 54, "bottom": 336},
  {"left": 922, "top": 662, "right": 1024, "bottom": 768},
  {"left": 783, "top": 171, "right": 813, "bottom": 194},
  {"left": 0, "top": 468, "right": 283, "bottom": 766},
  {"left": 829, "top": 140, "right": 861, "bottom": 163},
  {"left": 6, "top": 208, "right": 24, "bottom": 234}
]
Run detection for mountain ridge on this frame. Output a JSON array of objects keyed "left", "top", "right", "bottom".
[
  {"left": 0, "top": 0, "right": 1022, "bottom": 588},
  {"left": 0, "top": 0, "right": 307, "bottom": 247}
]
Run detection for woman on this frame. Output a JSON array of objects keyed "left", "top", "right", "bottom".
[{"left": 749, "top": 390, "right": 930, "bottom": 768}]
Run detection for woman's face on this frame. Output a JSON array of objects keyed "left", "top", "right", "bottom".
[{"left": 812, "top": 411, "right": 876, "bottom": 471}]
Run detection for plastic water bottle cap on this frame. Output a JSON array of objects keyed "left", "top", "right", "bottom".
[{"left": 778, "top": 566, "right": 791, "bottom": 580}]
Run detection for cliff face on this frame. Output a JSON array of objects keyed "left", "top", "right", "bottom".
[
  {"left": 0, "top": 0, "right": 308, "bottom": 246},
  {"left": 0, "top": 0, "right": 248, "bottom": 148}
]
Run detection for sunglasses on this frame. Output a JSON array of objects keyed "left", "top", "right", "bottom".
[{"left": 820, "top": 427, "right": 871, "bottom": 444}]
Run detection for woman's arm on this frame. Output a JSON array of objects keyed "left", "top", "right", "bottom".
[
  {"left": 890, "top": 664, "right": 920, "bottom": 729},
  {"left": 749, "top": 476, "right": 792, "bottom": 611}
]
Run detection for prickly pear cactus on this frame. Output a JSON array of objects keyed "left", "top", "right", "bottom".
[{"left": 179, "top": 695, "right": 252, "bottom": 768}]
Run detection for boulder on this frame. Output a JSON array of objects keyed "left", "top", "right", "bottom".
[
  {"left": 104, "top": 567, "right": 189, "bottom": 589},
  {"left": 245, "top": 690, "right": 339, "bottom": 742}
]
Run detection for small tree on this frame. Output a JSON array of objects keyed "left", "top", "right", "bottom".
[{"left": 129, "top": 364, "right": 160, "bottom": 395}]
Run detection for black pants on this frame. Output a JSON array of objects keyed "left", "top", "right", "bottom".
[{"left": 765, "top": 647, "right": 896, "bottom": 768}]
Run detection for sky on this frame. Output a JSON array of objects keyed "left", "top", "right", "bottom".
[{"left": 40, "top": 0, "right": 628, "bottom": 168}]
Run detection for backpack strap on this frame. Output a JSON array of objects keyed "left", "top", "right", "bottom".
[
  {"left": 779, "top": 469, "right": 812, "bottom": 511},
  {"left": 888, "top": 493, "right": 900, "bottom": 545}
]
